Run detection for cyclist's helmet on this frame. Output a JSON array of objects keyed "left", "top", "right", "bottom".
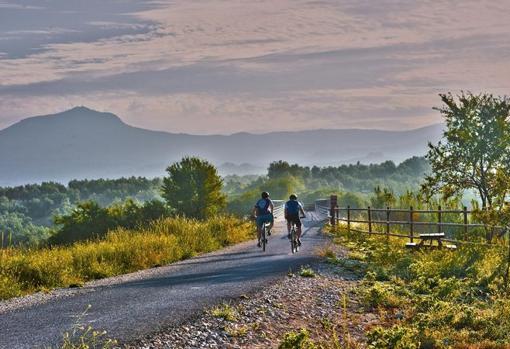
[
  {"left": 289, "top": 194, "right": 297, "bottom": 200},
  {"left": 261, "top": 191, "right": 270, "bottom": 198}
]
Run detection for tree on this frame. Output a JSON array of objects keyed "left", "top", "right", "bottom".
[
  {"left": 52, "top": 201, "right": 115, "bottom": 244},
  {"left": 0, "top": 212, "right": 51, "bottom": 246},
  {"left": 371, "top": 186, "right": 396, "bottom": 208},
  {"left": 263, "top": 175, "right": 304, "bottom": 200},
  {"left": 162, "top": 157, "right": 226, "bottom": 219},
  {"left": 267, "top": 161, "right": 310, "bottom": 179},
  {"left": 421, "top": 92, "right": 510, "bottom": 239}
]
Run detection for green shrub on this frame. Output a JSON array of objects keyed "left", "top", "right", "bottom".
[
  {"left": 211, "top": 303, "right": 237, "bottom": 321},
  {"left": 279, "top": 329, "right": 317, "bottom": 349},
  {"left": 359, "top": 282, "right": 403, "bottom": 309},
  {"left": 367, "top": 325, "right": 420, "bottom": 349},
  {"left": 299, "top": 266, "right": 316, "bottom": 278}
]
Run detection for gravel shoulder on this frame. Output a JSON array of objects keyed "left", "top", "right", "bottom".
[{"left": 127, "top": 244, "right": 382, "bottom": 349}]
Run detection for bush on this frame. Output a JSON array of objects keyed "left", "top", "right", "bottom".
[{"left": 51, "top": 199, "right": 172, "bottom": 244}]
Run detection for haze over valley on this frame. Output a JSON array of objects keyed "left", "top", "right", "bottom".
[{"left": 0, "top": 107, "right": 442, "bottom": 186}]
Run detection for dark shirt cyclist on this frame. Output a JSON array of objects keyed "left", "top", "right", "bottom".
[
  {"left": 252, "top": 191, "right": 274, "bottom": 248},
  {"left": 285, "top": 194, "right": 306, "bottom": 246}
]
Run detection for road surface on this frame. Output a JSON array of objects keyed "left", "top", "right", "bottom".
[{"left": 0, "top": 213, "right": 327, "bottom": 348}]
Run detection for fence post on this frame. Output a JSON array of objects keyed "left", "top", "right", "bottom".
[
  {"left": 368, "top": 206, "right": 372, "bottom": 233},
  {"left": 438, "top": 205, "right": 442, "bottom": 234},
  {"left": 386, "top": 206, "right": 390, "bottom": 237},
  {"left": 409, "top": 206, "right": 414, "bottom": 243},
  {"left": 463, "top": 206, "right": 468, "bottom": 236},
  {"left": 330, "top": 195, "right": 337, "bottom": 226},
  {"left": 347, "top": 205, "right": 351, "bottom": 233}
]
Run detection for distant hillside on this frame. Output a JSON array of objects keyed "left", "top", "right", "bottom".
[{"left": 0, "top": 107, "right": 443, "bottom": 186}]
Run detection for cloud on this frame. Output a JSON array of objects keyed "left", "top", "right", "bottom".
[
  {"left": 0, "top": 3, "right": 43, "bottom": 10},
  {"left": 0, "top": 0, "right": 509, "bottom": 134}
]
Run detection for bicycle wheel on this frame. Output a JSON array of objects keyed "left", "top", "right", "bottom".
[
  {"left": 262, "top": 224, "right": 266, "bottom": 252},
  {"left": 290, "top": 227, "right": 296, "bottom": 253}
]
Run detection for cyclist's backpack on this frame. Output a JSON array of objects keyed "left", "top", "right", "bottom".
[
  {"left": 256, "top": 198, "right": 271, "bottom": 215},
  {"left": 286, "top": 200, "right": 300, "bottom": 215}
]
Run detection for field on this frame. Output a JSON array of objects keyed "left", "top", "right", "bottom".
[{"left": 0, "top": 216, "right": 253, "bottom": 300}]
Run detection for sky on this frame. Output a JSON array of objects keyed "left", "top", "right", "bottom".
[{"left": 0, "top": 0, "right": 509, "bottom": 134}]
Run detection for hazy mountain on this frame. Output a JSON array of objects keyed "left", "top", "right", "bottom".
[{"left": 0, "top": 107, "right": 443, "bottom": 186}]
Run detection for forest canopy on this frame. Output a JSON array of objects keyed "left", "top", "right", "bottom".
[{"left": 0, "top": 157, "right": 429, "bottom": 246}]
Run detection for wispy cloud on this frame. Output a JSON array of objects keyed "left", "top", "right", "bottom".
[
  {"left": 0, "top": 3, "right": 43, "bottom": 10},
  {"left": 0, "top": 0, "right": 509, "bottom": 133}
]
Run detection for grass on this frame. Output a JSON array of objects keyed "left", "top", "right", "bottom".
[
  {"left": 49, "top": 305, "right": 117, "bottom": 349},
  {"left": 279, "top": 327, "right": 357, "bottom": 349},
  {"left": 211, "top": 303, "right": 237, "bottom": 321},
  {"left": 299, "top": 265, "right": 316, "bottom": 278},
  {"left": 279, "top": 329, "right": 317, "bottom": 349},
  {"left": 0, "top": 216, "right": 253, "bottom": 300},
  {"left": 327, "top": 225, "right": 510, "bottom": 348},
  {"left": 226, "top": 324, "right": 249, "bottom": 337}
]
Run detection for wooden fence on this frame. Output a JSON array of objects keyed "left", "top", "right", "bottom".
[{"left": 315, "top": 200, "right": 507, "bottom": 247}]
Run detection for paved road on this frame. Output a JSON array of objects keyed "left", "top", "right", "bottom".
[{"left": 0, "top": 213, "right": 327, "bottom": 348}]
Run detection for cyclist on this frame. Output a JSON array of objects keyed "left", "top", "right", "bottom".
[
  {"left": 285, "top": 194, "right": 306, "bottom": 246},
  {"left": 252, "top": 191, "right": 274, "bottom": 248}
]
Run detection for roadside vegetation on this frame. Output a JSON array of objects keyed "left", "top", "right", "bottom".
[
  {"left": 327, "top": 225, "right": 510, "bottom": 348},
  {"left": 0, "top": 215, "right": 251, "bottom": 300},
  {"left": 0, "top": 158, "right": 248, "bottom": 300}
]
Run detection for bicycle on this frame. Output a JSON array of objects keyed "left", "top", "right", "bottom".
[
  {"left": 289, "top": 215, "right": 306, "bottom": 254},
  {"left": 261, "top": 221, "right": 270, "bottom": 252},
  {"left": 290, "top": 222, "right": 298, "bottom": 253}
]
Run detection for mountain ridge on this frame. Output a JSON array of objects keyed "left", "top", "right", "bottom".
[
  {"left": 1, "top": 106, "right": 441, "bottom": 137},
  {"left": 0, "top": 107, "right": 443, "bottom": 186}
]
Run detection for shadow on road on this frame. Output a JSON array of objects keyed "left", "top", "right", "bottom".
[{"left": 117, "top": 254, "right": 319, "bottom": 290}]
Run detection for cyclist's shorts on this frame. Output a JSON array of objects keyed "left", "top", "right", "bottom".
[
  {"left": 256, "top": 213, "right": 273, "bottom": 227},
  {"left": 286, "top": 213, "right": 302, "bottom": 227}
]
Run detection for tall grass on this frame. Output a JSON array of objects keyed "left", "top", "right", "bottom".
[{"left": 0, "top": 216, "right": 253, "bottom": 300}]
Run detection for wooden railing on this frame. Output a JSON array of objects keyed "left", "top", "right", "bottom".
[{"left": 315, "top": 199, "right": 507, "bottom": 246}]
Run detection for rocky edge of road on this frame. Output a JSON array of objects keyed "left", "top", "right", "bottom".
[{"left": 127, "top": 245, "right": 381, "bottom": 349}]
